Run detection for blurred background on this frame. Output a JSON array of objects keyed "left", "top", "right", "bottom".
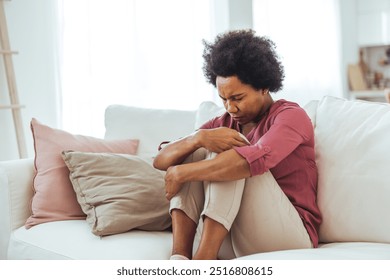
[{"left": 0, "top": 0, "right": 387, "bottom": 160}]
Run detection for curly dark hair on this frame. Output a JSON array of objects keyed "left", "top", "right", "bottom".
[{"left": 202, "top": 29, "right": 284, "bottom": 92}]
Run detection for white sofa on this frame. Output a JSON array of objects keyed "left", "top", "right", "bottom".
[{"left": 1, "top": 95, "right": 390, "bottom": 260}]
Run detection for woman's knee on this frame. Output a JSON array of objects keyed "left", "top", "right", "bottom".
[{"left": 229, "top": 172, "right": 312, "bottom": 257}]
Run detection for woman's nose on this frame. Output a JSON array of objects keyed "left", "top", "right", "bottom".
[{"left": 226, "top": 101, "right": 238, "bottom": 113}]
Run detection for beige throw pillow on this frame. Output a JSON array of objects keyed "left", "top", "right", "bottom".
[{"left": 61, "top": 151, "right": 171, "bottom": 236}]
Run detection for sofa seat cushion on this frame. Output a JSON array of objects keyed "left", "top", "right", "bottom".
[
  {"left": 7, "top": 221, "right": 172, "bottom": 260},
  {"left": 237, "top": 242, "right": 390, "bottom": 260}
]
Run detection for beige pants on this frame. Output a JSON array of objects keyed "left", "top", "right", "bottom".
[{"left": 170, "top": 148, "right": 312, "bottom": 259}]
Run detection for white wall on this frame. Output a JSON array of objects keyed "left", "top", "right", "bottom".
[
  {"left": 211, "top": 0, "right": 253, "bottom": 35},
  {"left": 0, "top": 0, "right": 61, "bottom": 160},
  {"left": 339, "top": 0, "right": 359, "bottom": 98},
  {"left": 228, "top": 0, "right": 253, "bottom": 30}
]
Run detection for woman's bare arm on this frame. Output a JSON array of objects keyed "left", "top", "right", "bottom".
[
  {"left": 153, "top": 127, "right": 249, "bottom": 171},
  {"left": 164, "top": 149, "right": 251, "bottom": 200}
]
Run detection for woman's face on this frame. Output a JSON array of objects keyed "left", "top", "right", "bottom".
[{"left": 216, "top": 76, "right": 272, "bottom": 125}]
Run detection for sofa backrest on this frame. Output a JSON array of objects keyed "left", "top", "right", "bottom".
[
  {"left": 104, "top": 105, "right": 197, "bottom": 159},
  {"left": 313, "top": 96, "right": 390, "bottom": 244}
]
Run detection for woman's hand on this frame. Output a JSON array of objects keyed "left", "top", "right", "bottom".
[
  {"left": 164, "top": 148, "right": 252, "bottom": 200},
  {"left": 195, "top": 127, "right": 249, "bottom": 153},
  {"left": 164, "top": 165, "right": 184, "bottom": 200}
]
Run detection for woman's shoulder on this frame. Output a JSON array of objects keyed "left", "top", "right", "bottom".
[
  {"left": 199, "top": 111, "right": 233, "bottom": 129},
  {"left": 271, "top": 99, "right": 308, "bottom": 118},
  {"left": 271, "top": 99, "right": 314, "bottom": 139},
  {"left": 272, "top": 99, "right": 301, "bottom": 110}
]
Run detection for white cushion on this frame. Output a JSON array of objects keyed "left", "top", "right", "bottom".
[
  {"left": 8, "top": 221, "right": 172, "bottom": 260},
  {"left": 302, "top": 100, "right": 319, "bottom": 126},
  {"left": 104, "top": 105, "right": 196, "bottom": 158},
  {"left": 238, "top": 242, "right": 390, "bottom": 260},
  {"left": 315, "top": 96, "right": 390, "bottom": 243},
  {"left": 194, "top": 101, "right": 225, "bottom": 129}
]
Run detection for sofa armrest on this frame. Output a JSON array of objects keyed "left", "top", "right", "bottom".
[{"left": 0, "top": 158, "right": 35, "bottom": 259}]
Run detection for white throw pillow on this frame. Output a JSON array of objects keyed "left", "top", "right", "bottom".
[
  {"left": 302, "top": 100, "right": 319, "bottom": 126},
  {"left": 314, "top": 96, "right": 390, "bottom": 243},
  {"left": 194, "top": 101, "right": 225, "bottom": 129}
]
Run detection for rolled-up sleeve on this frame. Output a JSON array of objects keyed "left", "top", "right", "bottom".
[
  {"left": 233, "top": 111, "right": 310, "bottom": 177},
  {"left": 233, "top": 144, "right": 272, "bottom": 176}
]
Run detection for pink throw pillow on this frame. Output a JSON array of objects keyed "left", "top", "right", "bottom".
[{"left": 25, "top": 118, "right": 139, "bottom": 228}]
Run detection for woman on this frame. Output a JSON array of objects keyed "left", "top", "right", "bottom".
[{"left": 153, "top": 29, "right": 322, "bottom": 260}]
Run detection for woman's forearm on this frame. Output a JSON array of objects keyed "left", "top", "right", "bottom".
[
  {"left": 153, "top": 132, "right": 200, "bottom": 171},
  {"left": 173, "top": 149, "right": 251, "bottom": 183},
  {"left": 153, "top": 128, "right": 250, "bottom": 171}
]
